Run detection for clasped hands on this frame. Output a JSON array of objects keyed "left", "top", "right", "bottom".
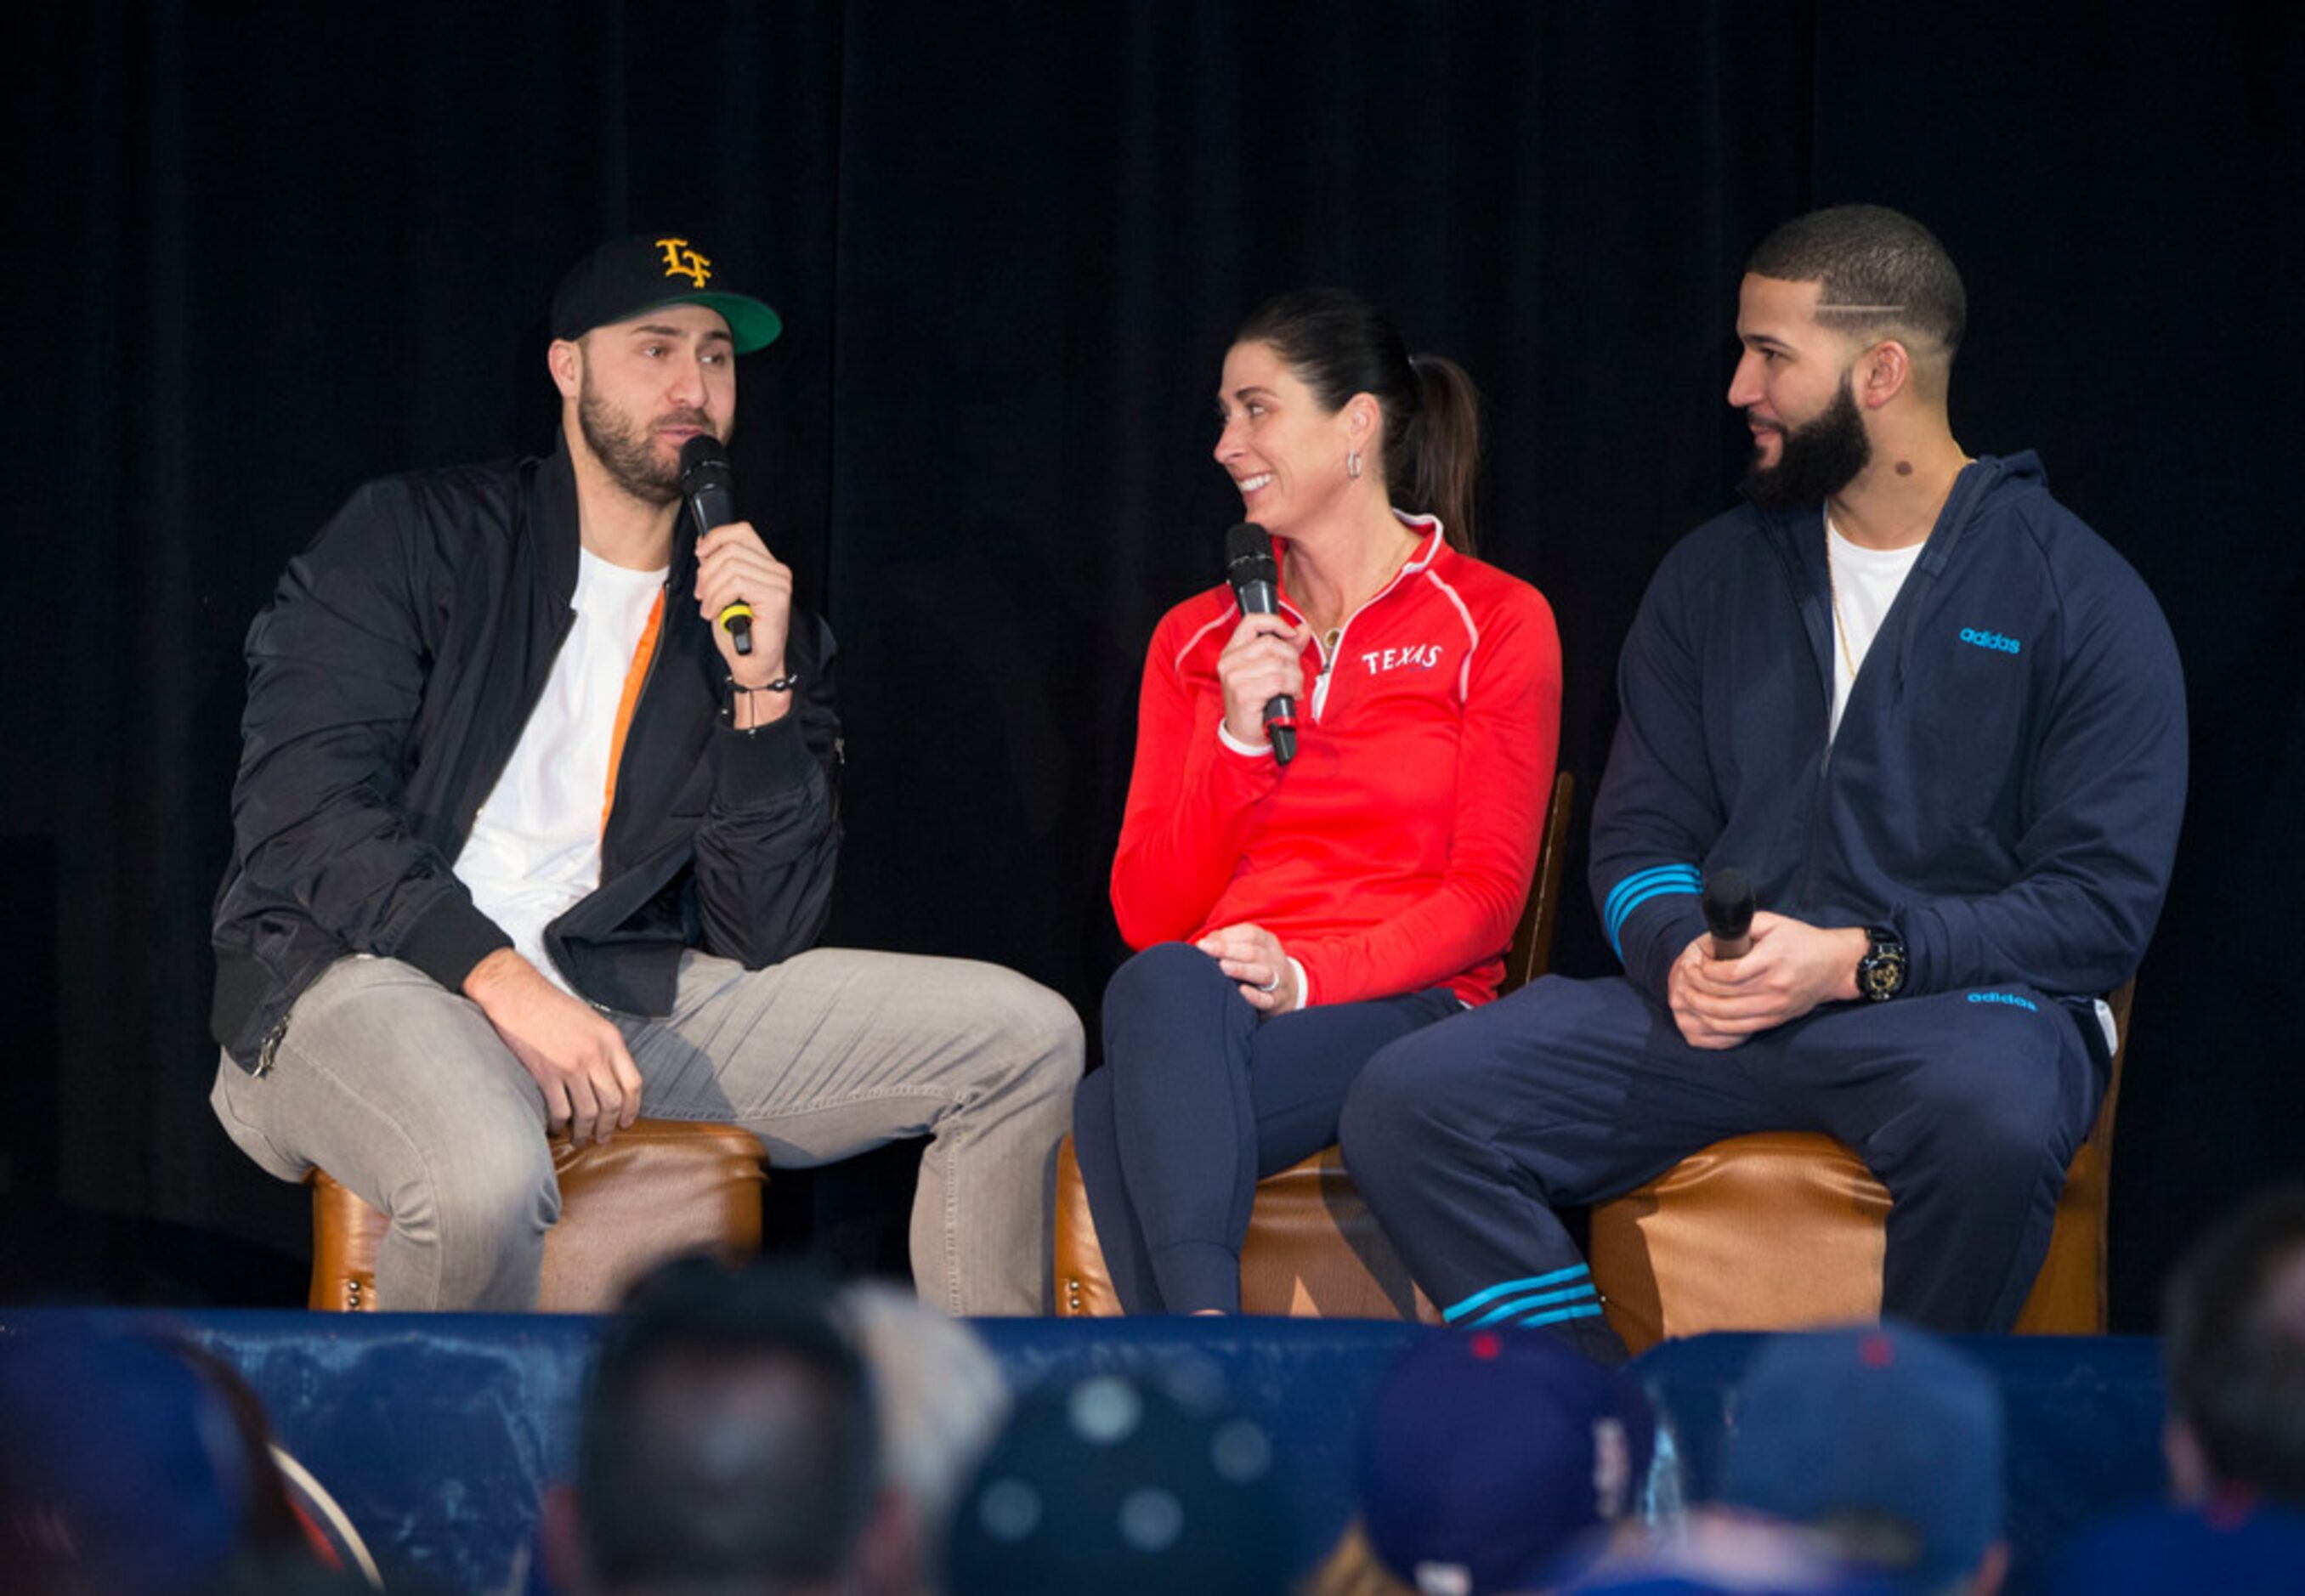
[{"left": 1667, "top": 913, "right": 1867, "bottom": 1050}]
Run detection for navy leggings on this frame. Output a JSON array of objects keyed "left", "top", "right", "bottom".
[{"left": 1072, "top": 942, "right": 1460, "bottom": 1313}]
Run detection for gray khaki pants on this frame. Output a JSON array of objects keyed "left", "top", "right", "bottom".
[{"left": 212, "top": 948, "right": 1082, "bottom": 1315}]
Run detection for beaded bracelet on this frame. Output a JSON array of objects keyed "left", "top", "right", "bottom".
[{"left": 722, "top": 672, "right": 804, "bottom": 733}]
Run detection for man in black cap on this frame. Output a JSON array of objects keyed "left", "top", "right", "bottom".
[{"left": 209, "top": 233, "right": 1081, "bottom": 1314}]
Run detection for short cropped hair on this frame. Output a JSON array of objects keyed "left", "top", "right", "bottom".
[
  {"left": 2164, "top": 1185, "right": 2305, "bottom": 1505},
  {"left": 1747, "top": 205, "right": 1967, "bottom": 366},
  {"left": 578, "top": 1259, "right": 879, "bottom": 1594}
]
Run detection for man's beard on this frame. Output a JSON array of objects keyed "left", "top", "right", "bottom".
[
  {"left": 1743, "top": 375, "right": 1871, "bottom": 510},
  {"left": 578, "top": 378, "right": 716, "bottom": 507}
]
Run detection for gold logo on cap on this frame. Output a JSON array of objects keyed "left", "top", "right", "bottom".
[{"left": 655, "top": 237, "right": 712, "bottom": 287}]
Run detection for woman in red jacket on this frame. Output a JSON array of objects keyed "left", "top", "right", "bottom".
[{"left": 1073, "top": 288, "right": 1562, "bottom": 1313}]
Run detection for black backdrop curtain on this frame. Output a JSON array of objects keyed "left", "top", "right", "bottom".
[{"left": 5, "top": 1, "right": 2297, "bottom": 1329}]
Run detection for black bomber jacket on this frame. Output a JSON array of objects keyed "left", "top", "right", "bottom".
[{"left": 211, "top": 437, "right": 841, "bottom": 1072}]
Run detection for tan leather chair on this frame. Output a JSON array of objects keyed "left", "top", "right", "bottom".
[
  {"left": 1587, "top": 983, "right": 2133, "bottom": 1354},
  {"left": 1056, "top": 771, "right": 1577, "bottom": 1321},
  {"left": 309, "top": 1118, "right": 767, "bottom": 1312}
]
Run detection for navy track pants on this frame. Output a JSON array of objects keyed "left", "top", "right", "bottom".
[
  {"left": 1073, "top": 942, "right": 1458, "bottom": 1314},
  {"left": 1340, "top": 974, "right": 2104, "bottom": 1357}
]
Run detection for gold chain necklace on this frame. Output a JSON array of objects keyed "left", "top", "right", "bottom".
[
  {"left": 1824, "top": 531, "right": 1859, "bottom": 681},
  {"left": 1821, "top": 511, "right": 1864, "bottom": 682},
  {"left": 1827, "top": 472, "right": 1960, "bottom": 682}
]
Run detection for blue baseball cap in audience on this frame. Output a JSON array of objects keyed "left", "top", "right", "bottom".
[
  {"left": 1719, "top": 1325, "right": 2002, "bottom": 1594},
  {"left": 1357, "top": 1327, "right": 1655, "bottom": 1594},
  {"left": 949, "top": 1368, "right": 1294, "bottom": 1595},
  {"left": 0, "top": 1331, "right": 257, "bottom": 1593}
]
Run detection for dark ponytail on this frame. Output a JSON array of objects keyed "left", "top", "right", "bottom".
[
  {"left": 1403, "top": 354, "right": 1481, "bottom": 554},
  {"left": 1233, "top": 288, "right": 1483, "bottom": 552}
]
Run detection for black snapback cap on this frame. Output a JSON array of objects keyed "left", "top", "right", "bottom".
[{"left": 550, "top": 233, "right": 783, "bottom": 353}]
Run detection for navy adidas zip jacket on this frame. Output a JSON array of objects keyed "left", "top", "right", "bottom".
[{"left": 1593, "top": 452, "right": 2185, "bottom": 1015}]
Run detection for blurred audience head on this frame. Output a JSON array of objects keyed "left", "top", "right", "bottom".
[
  {"left": 550, "top": 1257, "right": 905, "bottom": 1596},
  {"left": 0, "top": 1329, "right": 259, "bottom": 1594},
  {"left": 948, "top": 1367, "right": 1291, "bottom": 1595},
  {"left": 1328, "top": 1328, "right": 1651, "bottom": 1595},
  {"left": 2161, "top": 1181, "right": 2305, "bottom": 1507},
  {"left": 1718, "top": 1325, "right": 2007, "bottom": 1596},
  {"left": 838, "top": 1281, "right": 1011, "bottom": 1589},
  {"left": 167, "top": 1340, "right": 336, "bottom": 1572}
]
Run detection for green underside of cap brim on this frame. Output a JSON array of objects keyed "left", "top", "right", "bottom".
[{"left": 648, "top": 291, "right": 784, "bottom": 353}]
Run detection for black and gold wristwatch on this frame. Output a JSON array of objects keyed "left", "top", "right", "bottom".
[{"left": 1857, "top": 925, "right": 1908, "bottom": 1002}]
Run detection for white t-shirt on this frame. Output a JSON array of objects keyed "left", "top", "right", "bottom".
[
  {"left": 1824, "top": 512, "right": 1925, "bottom": 740},
  {"left": 455, "top": 549, "right": 667, "bottom": 993}
]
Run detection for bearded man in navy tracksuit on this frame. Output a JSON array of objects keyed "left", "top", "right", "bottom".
[{"left": 1341, "top": 206, "right": 2187, "bottom": 1361}]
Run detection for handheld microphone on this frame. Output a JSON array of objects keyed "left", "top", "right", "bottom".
[
  {"left": 1223, "top": 522, "right": 1297, "bottom": 765},
  {"left": 1702, "top": 868, "right": 1755, "bottom": 959},
  {"left": 679, "top": 433, "right": 753, "bottom": 655}
]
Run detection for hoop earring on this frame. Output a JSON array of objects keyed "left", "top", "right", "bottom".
[{"left": 1346, "top": 450, "right": 1363, "bottom": 480}]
